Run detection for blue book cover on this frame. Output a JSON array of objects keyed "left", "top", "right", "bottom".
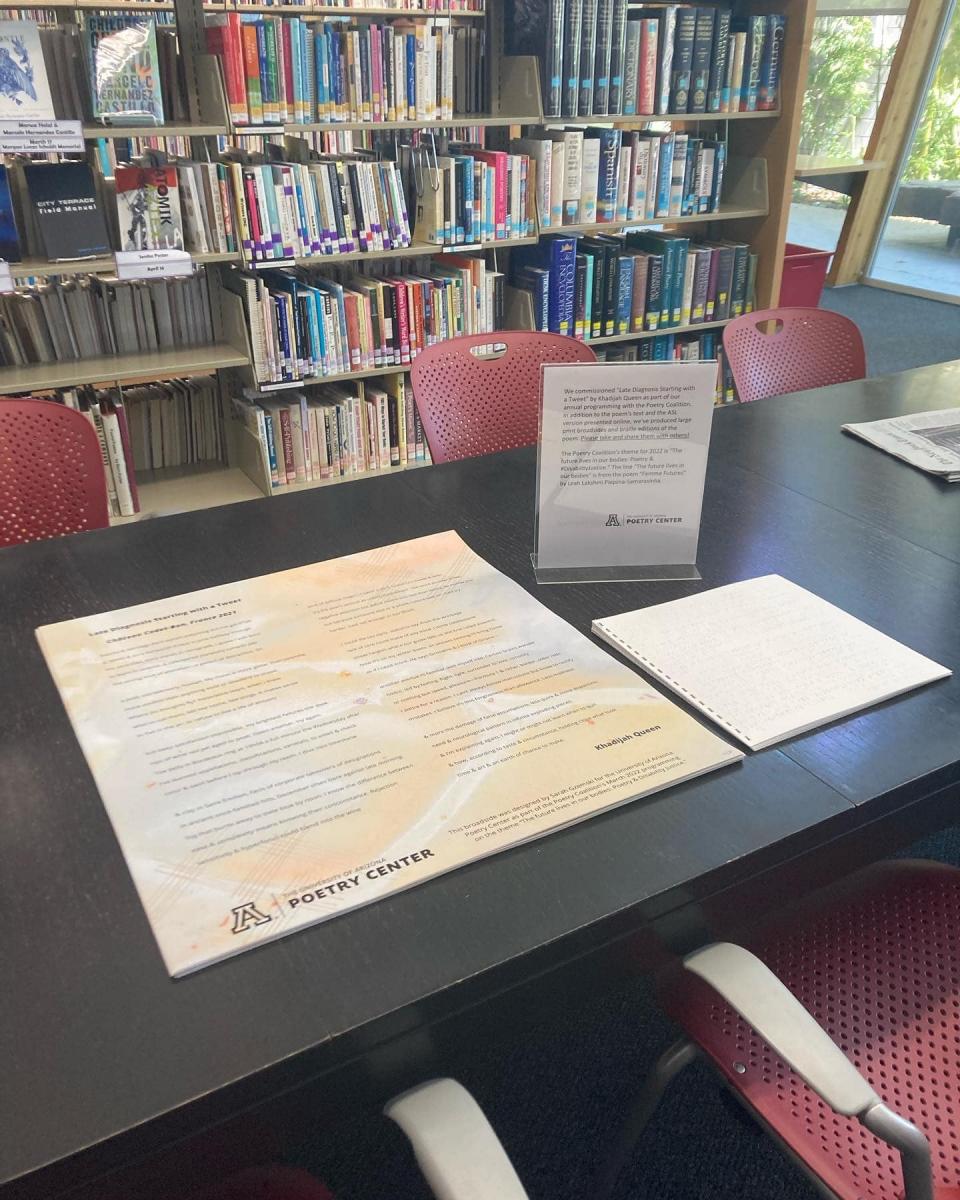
[
  {"left": 701, "top": 331, "right": 716, "bottom": 358},
  {"left": 709, "top": 140, "right": 726, "bottom": 211},
  {"left": 615, "top": 255, "right": 632, "bottom": 335},
  {"left": 758, "top": 14, "right": 785, "bottom": 110},
  {"left": 0, "top": 165, "right": 21, "bottom": 261},
  {"left": 671, "top": 238, "right": 689, "bottom": 325},
  {"left": 254, "top": 21, "right": 270, "bottom": 116},
  {"left": 742, "top": 15, "right": 767, "bottom": 111},
  {"left": 546, "top": 235, "right": 578, "bottom": 336},
  {"left": 272, "top": 294, "right": 293, "bottom": 379},
  {"left": 406, "top": 34, "right": 416, "bottom": 116},
  {"left": 583, "top": 249, "right": 594, "bottom": 339},
  {"left": 708, "top": 9, "right": 731, "bottom": 113},
  {"left": 668, "top": 6, "right": 697, "bottom": 113},
  {"left": 260, "top": 404, "right": 279, "bottom": 483},
  {"left": 314, "top": 30, "right": 326, "bottom": 118},
  {"left": 655, "top": 132, "right": 674, "bottom": 217},
  {"left": 683, "top": 138, "right": 699, "bottom": 216},
  {"left": 595, "top": 128, "right": 621, "bottom": 222},
  {"left": 518, "top": 265, "right": 547, "bottom": 331}
]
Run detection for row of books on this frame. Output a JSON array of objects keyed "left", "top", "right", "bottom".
[
  {"left": 206, "top": 15, "right": 486, "bottom": 126},
  {"left": 232, "top": 0, "right": 484, "bottom": 10},
  {"left": 517, "top": 128, "right": 727, "bottom": 231},
  {"left": 225, "top": 254, "right": 504, "bottom": 383},
  {"left": 53, "top": 378, "right": 225, "bottom": 517},
  {"left": 0, "top": 18, "right": 172, "bottom": 126},
  {"left": 511, "top": 232, "right": 756, "bottom": 341},
  {"left": 596, "top": 331, "right": 735, "bottom": 403},
  {"left": 507, "top": 0, "right": 785, "bottom": 119},
  {"left": 408, "top": 147, "right": 536, "bottom": 246},
  {"left": 233, "top": 373, "right": 431, "bottom": 489},
  {"left": 0, "top": 274, "right": 215, "bottom": 368}
]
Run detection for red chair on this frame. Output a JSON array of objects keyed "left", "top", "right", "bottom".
[
  {"left": 410, "top": 332, "right": 597, "bottom": 463},
  {"left": 722, "top": 307, "right": 866, "bottom": 404},
  {"left": 607, "top": 860, "right": 960, "bottom": 1200},
  {"left": 0, "top": 397, "right": 110, "bottom": 548}
]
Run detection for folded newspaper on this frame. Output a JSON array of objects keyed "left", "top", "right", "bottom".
[{"left": 843, "top": 408, "right": 960, "bottom": 482}]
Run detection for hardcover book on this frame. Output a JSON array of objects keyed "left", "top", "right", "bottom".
[
  {"left": 0, "top": 164, "right": 22, "bottom": 262},
  {"left": 23, "top": 162, "right": 111, "bottom": 261},
  {"left": 0, "top": 20, "right": 55, "bottom": 119},
  {"left": 115, "top": 165, "right": 184, "bottom": 251},
  {"left": 86, "top": 15, "right": 164, "bottom": 124}
]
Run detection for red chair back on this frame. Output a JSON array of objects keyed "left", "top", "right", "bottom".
[
  {"left": 0, "top": 397, "right": 110, "bottom": 548},
  {"left": 722, "top": 306, "right": 866, "bottom": 404},
  {"left": 410, "top": 332, "right": 597, "bottom": 463}
]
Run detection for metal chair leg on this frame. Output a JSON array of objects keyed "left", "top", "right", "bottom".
[{"left": 596, "top": 1037, "right": 700, "bottom": 1199}]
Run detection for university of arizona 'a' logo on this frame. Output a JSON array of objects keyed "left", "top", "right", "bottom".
[
  {"left": 231, "top": 901, "right": 272, "bottom": 934},
  {"left": 605, "top": 513, "right": 621, "bottom": 527},
  {"left": 0, "top": 39, "right": 37, "bottom": 107}
]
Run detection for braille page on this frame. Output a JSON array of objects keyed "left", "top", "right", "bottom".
[
  {"left": 36, "top": 530, "right": 741, "bottom": 977},
  {"left": 593, "top": 575, "right": 951, "bottom": 751}
]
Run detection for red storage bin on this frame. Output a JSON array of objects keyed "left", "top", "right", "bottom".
[{"left": 779, "top": 243, "right": 833, "bottom": 307}]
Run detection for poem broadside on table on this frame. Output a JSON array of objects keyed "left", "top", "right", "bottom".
[{"left": 36, "top": 531, "right": 741, "bottom": 975}]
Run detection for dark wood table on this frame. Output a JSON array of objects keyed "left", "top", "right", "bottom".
[{"left": 4, "top": 361, "right": 960, "bottom": 1199}]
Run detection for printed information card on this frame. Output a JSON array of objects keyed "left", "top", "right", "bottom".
[
  {"left": 37, "top": 532, "right": 740, "bottom": 976},
  {"left": 534, "top": 361, "right": 718, "bottom": 579}
]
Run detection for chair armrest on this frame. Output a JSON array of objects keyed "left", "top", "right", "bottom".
[
  {"left": 384, "top": 1078, "right": 530, "bottom": 1200},
  {"left": 684, "top": 943, "right": 879, "bottom": 1117}
]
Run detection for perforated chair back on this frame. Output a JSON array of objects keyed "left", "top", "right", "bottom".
[
  {"left": 410, "top": 332, "right": 597, "bottom": 463},
  {"left": 664, "top": 861, "right": 960, "bottom": 1200},
  {"left": 0, "top": 397, "right": 110, "bottom": 548},
  {"left": 722, "top": 307, "right": 866, "bottom": 404}
]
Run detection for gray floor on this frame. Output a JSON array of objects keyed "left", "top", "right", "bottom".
[
  {"left": 819, "top": 283, "right": 960, "bottom": 377},
  {"left": 787, "top": 201, "right": 960, "bottom": 298}
]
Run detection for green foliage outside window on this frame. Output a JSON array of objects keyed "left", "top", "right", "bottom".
[
  {"left": 905, "top": 9, "right": 960, "bottom": 182},
  {"left": 799, "top": 16, "right": 896, "bottom": 160}
]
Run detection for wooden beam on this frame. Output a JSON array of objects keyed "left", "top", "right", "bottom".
[{"left": 828, "top": 0, "right": 952, "bottom": 285}]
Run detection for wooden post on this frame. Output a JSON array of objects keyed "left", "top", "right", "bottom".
[{"left": 828, "top": 0, "right": 953, "bottom": 285}]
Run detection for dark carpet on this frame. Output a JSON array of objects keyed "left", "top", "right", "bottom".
[
  {"left": 286, "top": 822, "right": 960, "bottom": 1199},
  {"left": 820, "top": 284, "right": 960, "bottom": 378}
]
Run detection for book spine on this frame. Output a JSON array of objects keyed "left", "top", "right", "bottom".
[
  {"left": 596, "top": 128, "right": 621, "bottom": 222},
  {"left": 630, "top": 253, "right": 648, "bottom": 331},
  {"left": 578, "top": 0, "right": 598, "bottom": 115},
  {"left": 607, "top": 0, "right": 628, "bottom": 115},
  {"left": 758, "top": 14, "right": 785, "bottom": 111},
  {"left": 637, "top": 17, "right": 658, "bottom": 115},
  {"left": 622, "top": 21, "right": 641, "bottom": 117},
  {"left": 645, "top": 254, "right": 663, "bottom": 331},
  {"left": 741, "top": 16, "right": 766, "bottom": 111},
  {"left": 707, "top": 9, "right": 731, "bottom": 113},
  {"left": 656, "top": 7, "right": 677, "bottom": 115},
  {"left": 561, "top": 0, "right": 583, "bottom": 117},
  {"left": 592, "top": 0, "right": 614, "bottom": 116},
  {"left": 615, "top": 255, "right": 631, "bottom": 335},
  {"left": 669, "top": 7, "right": 697, "bottom": 114},
  {"left": 690, "top": 8, "right": 715, "bottom": 115},
  {"left": 655, "top": 132, "right": 674, "bottom": 218}
]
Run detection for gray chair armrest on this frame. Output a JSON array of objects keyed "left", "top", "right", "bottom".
[
  {"left": 684, "top": 942, "right": 878, "bottom": 1116},
  {"left": 385, "top": 1078, "right": 530, "bottom": 1200},
  {"left": 685, "top": 943, "right": 934, "bottom": 1200}
]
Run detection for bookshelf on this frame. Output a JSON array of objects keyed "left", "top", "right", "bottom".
[{"left": 0, "top": 0, "right": 812, "bottom": 523}]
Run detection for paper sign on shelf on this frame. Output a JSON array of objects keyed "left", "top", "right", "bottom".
[
  {"left": 0, "top": 262, "right": 13, "bottom": 294},
  {"left": 0, "top": 119, "right": 83, "bottom": 154},
  {"left": 533, "top": 361, "right": 718, "bottom": 583},
  {"left": 115, "top": 249, "right": 194, "bottom": 280}
]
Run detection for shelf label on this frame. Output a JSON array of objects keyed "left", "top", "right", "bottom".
[
  {"left": 0, "top": 119, "right": 83, "bottom": 153},
  {"left": 0, "top": 261, "right": 12, "bottom": 294},
  {"left": 115, "top": 249, "right": 194, "bottom": 280}
]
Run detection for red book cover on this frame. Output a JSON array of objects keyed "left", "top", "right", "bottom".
[
  {"left": 471, "top": 150, "right": 507, "bottom": 239},
  {"left": 638, "top": 18, "right": 659, "bottom": 116},
  {"left": 408, "top": 281, "right": 425, "bottom": 359},
  {"left": 241, "top": 24, "right": 263, "bottom": 123},
  {"left": 343, "top": 291, "right": 362, "bottom": 370},
  {"left": 391, "top": 281, "right": 411, "bottom": 364},
  {"left": 242, "top": 170, "right": 263, "bottom": 258}
]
